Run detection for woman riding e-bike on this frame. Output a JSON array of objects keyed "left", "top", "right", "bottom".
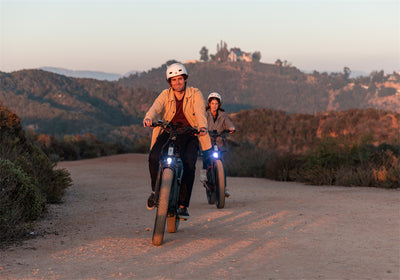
[{"left": 200, "top": 92, "right": 235, "bottom": 198}]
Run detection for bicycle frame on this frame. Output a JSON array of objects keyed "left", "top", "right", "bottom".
[
  {"left": 150, "top": 120, "right": 198, "bottom": 245},
  {"left": 154, "top": 138, "right": 183, "bottom": 217},
  {"left": 204, "top": 130, "right": 232, "bottom": 208}
]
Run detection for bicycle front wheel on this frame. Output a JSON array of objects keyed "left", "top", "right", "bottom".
[
  {"left": 214, "top": 160, "right": 225, "bottom": 209},
  {"left": 152, "top": 168, "right": 173, "bottom": 246}
]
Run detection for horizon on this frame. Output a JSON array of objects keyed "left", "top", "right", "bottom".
[
  {"left": 5, "top": 63, "right": 377, "bottom": 79},
  {"left": 1, "top": 0, "right": 399, "bottom": 74},
  {"left": 2, "top": 50, "right": 398, "bottom": 77},
  {"left": 36, "top": 63, "right": 377, "bottom": 77}
]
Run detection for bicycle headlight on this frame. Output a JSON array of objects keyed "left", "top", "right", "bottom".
[
  {"left": 212, "top": 152, "right": 219, "bottom": 159},
  {"left": 166, "top": 157, "right": 173, "bottom": 165}
]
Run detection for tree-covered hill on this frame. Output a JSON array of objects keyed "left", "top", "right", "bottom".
[
  {"left": 119, "top": 61, "right": 400, "bottom": 114},
  {"left": 224, "top": 108, "right": 399, "bottom": 188},
  {"left": 229, "top": 108, "right": 400, "bottom": 155},
  {"left": 0, "top": 70, "right": 157, "bottom": 140},
  {"left": 1, "top": 61, "right": 399, "bottom": 145},
  {"left": 119, "top": 60, "right": 330, "bottom": 113}
]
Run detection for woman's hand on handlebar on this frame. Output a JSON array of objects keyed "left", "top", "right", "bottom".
[{"left": 143, "top": 118, "right": 153, "bottom": 127}]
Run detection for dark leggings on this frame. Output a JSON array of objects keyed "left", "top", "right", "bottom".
[{"left": 149, "top": 132, "right": 199, "bottom": 207}]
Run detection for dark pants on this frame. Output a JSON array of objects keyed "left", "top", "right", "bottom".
[{"left": 149, "top": 132, "right": 199, "bottom": 207}]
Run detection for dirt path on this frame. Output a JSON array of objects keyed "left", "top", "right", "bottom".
[{"left": 1, "top": 153, "right": 399, "bottom": 279}]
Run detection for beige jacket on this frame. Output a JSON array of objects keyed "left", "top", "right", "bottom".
[{"left": 145, "top": 87, "right": 212, "bottom": 151}]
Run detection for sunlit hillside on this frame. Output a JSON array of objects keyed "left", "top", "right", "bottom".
[
  {"left": 120, "top": 61, "right": 400, "bottom": 114},
  {"left": 0, "top": 61, "right": 399, "bottom": 146},
  {"left": 229, "top": 108, "right": 400, "bottom": 155}
]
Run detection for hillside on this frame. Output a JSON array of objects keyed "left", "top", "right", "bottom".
[
  {"left": 119, "top": 61, "right": 400, "bottom": 114},
  {"left": 0, "top": 70, "right": 156, "bottom": 142},
  {"left": 0, "top": 62, "right": 399, "bottom": 146},
  {"left": 229, "top": 108, "right": 400, "bottom": 155}
]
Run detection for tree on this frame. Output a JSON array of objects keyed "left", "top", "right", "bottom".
[
  {"left": 252, "top": 51, "right": 261, "bottom": 62},
  {"left": 343, "top": 67, "right": 351, "bottom": 81},
  {"left": 370, "top": 70, "right": 385, "bottom": 83},
  {"left": 214, "top": 40, "right": 229, "bottom": 62},
  {"left": 199, "top": 46, "right": 209, "bottom": 62},
  {"left": 283, "top": 60, "right": 292, "bottom": 67},
  {"left": 275, "top": 59, "right": 282, "bottom": 67},
  {"left": 163, "top": 59, "right": 179, "bottom": 68}
]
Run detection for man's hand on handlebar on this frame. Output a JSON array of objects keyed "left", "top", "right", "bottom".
[
  {"left": 198, "top": 127, "right": 207, "bottom": 136},
  {"left": 143, "top": 118, "right": 152, "bottom": 127},
  {"left": 144, "top": 121, "right": 209, "bottom": 136}
]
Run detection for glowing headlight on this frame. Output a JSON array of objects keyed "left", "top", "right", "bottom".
[
  {"left": 212, "top": 152, "right": 219, "bottom": 159},
  {"left": 166, "top": 157, "right": 173, "bottom": 164}
]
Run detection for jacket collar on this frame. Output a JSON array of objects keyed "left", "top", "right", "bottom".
[{"left": 168, "top": 87, "right": 193, "bottom": 101}]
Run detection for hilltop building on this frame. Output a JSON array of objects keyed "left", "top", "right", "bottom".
[{"left": 227, "top": 48, "right": 253, "bottom": 62}]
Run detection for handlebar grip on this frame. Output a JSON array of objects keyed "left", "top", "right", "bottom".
[{"left": 149, "top": 120, "right": 164, "bottom": 128}]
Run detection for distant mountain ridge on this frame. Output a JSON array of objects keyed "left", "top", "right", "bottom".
[
  {"left": 0, "top": 61, "right": 399, "bottom": 147},
  {"left": 39, "top": 67, "right": 139, "bottom": 81}
]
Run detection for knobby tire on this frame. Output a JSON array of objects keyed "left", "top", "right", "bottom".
[
  {"left": 215, "top": 160, "right": 225, "bottom": 209},
  {"left": 152, "top": 168, "right": 173, "bottom": 246}
]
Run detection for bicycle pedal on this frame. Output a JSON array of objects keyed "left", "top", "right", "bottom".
[{"left": 178, "top": 216, "right": 188, "bottom": 221}]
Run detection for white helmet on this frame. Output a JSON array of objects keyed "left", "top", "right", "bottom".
[
  {"left": 208, "top": 92, "right": 222, "bottom": 103},
  {"left": 166, "top": 63, "right": 188, "bottom": 80}
]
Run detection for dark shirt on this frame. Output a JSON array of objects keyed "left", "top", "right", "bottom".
[{"left": 171, "top": 96, "right": 190, "bottom": 128}]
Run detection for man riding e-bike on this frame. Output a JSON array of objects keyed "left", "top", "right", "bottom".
[{"left": 143, "top": 63, "right": 211, "bottom": 219}]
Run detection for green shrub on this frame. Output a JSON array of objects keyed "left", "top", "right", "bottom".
[
  {"left": 0, "top": 159, "right": 46, "bottom": 241},
  {"left": 1, "top": 103, "right": 72, "bottom": 244},
  {"left": 295, "top": 140, "right": 400, "bottom": 188},
  {"left": 224, "top": 135, "right": 399, "bottom": 188},
  {"left": 294, "top": 138, "right": 347, "bottom": 185},
  {"left": 224, "top": 142, "right": 269, "bottom": 177},
  {"left": 264, "top": 152, "right": 300, "bottom": 181},
  {"left": 297, "top": 165, "right": 337, "bottom": 185},
  {"left": 384, "top": 164, "right": 400, "bottom": 188},
  {"left": 30, "top": 132, "right": 130, "bottom": 161},
  {"left": 335, "top": 166, "right": 375, "bottom": 187},
  {"left": 3, "top": 136, "right": 72, "bottom": 203}
]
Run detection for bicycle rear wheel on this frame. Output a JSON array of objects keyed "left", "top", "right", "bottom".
[
  {"left": 214, "top": 160, "right": 225, "bottom": 209},
  {"left": 152, "top": 168, "right": 173, "bottom": 246},
  {"left": 167, "top": 214, "right": 180, "bottom": 233}
]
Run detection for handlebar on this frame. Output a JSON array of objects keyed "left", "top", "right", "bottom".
[
  {"left": 150, "top": 120, "right": 200, "bottom": 135},
  {"left": 208, "top": 129, "right": 235, "bottom": 138}
]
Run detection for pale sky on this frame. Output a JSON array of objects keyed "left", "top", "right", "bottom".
[{"left": 1, "top": 0, "right": 399, "bottom": 75}]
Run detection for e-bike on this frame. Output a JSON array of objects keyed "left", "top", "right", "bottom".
[
  {"left": 203, "top": 130, "right": 233, "bottom": 209},
  {"left": 149, "top": 121, "right": 198, "bottom": 246}
]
